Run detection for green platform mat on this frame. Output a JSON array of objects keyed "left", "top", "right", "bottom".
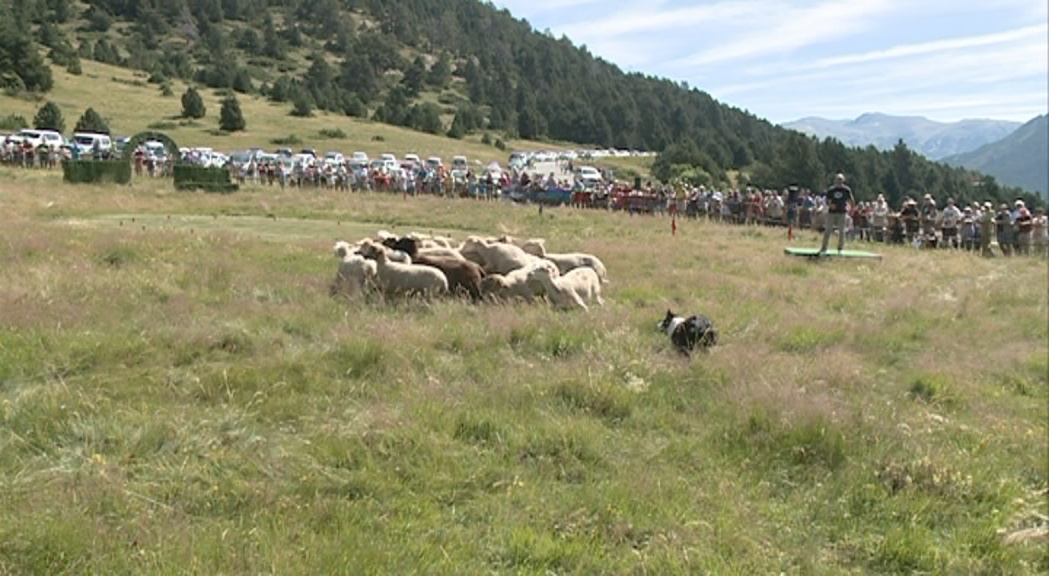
[{"left": 784, "top": 247, "right": 883, "bottom": 260}]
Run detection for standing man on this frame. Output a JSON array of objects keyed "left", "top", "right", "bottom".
[
  {"left": 786, "top": 185, "right": 800, "bottom": 240},
  {"left": 819, "top": 173, "right": 855, "bottom": 256}
]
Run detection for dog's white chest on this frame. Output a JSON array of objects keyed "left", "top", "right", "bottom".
[{"left": 666, "top": 317, "right": 685, "bottom": 335}]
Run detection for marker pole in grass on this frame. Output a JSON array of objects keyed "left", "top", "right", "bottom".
[{"left": 672, "top": 215, "right": 677, "bottom": 237}]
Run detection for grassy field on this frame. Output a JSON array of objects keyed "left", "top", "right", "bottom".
[
  {"left": 0, "top": 59, "right": 577, "bottom": 167},
  {"left": 0, "top": 166, "right": 1046, "bottom": 574}
]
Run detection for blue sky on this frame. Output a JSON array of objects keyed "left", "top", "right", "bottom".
[{"left": 492, "top": 0, "right": 1049, "bottom": 124}]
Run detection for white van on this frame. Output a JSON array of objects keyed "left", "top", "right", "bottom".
[
  {"left": 72, "top": 132, "right": 113, "bottom": 155},
  {"left": 18, "top": 129, "right": 64, "bottom": 149}
]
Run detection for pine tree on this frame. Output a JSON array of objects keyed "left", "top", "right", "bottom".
[
  {"left": 181, "top": 86, "right": 206, "bottom": 118},
  {"left": 401, "top": 56, "right": 426, "bottom": 96},
  {"left": 33, "top": 101, "right": 65, "bottom": 132},
  {"left": 219, "top": 94, "right": 246, "bottom": 132},
  {"left": 0, "top": 15, "right": 54, "bottom": 93},
  {"left": 409, "top": 103, "right": 443, "bottom": 135},
  {"left": 74, "top": 107, "right": 110, "bottom": 134},
  {"left": 427, "top": 53, "right": 451, "bottom": 88},
  {"left": 291, "top": 93, "right": 313, "bottom": 117}
]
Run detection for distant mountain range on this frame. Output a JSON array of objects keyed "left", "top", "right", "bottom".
[
  {"left": 782, "top": 113, "right": 1022, "bottom": 160},
  {"left": 943, "top": 114, "right": 1048, "bottom": 198}
]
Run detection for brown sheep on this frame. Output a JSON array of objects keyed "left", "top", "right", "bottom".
[{"left": 389, "top": 236, "right": 486, "bottom": 302}]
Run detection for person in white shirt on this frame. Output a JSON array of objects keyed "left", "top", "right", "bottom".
[
  {"left": 938, "top": 198, "right": 963, "bottom": 249},
  {"left": 871, "top": 195, "right": 889, "bottom": 242},
  {"left": 1032, "top": 207, "right": 1048, "bottom": 258}
]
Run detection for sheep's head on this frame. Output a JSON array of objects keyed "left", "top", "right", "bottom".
[
  {"left": 522, "top": 239, "right": 547, "bottom": 257},
  {"left": 356, "top": 239, "right": 382, "bottom": 260},
  {"left": 333, "top": 240, "right": 354, "bottom": 259},
  {"left": 535, "top": 259, "right": 560, "bottom": 277},
  {"left": 480, "top": 274, "right": 507, "bottom": 292},
  {"left": 526, "top": 264, "right": 555, "bottom": 283},
  {"left": 392, "top": 236, "right": 420, "bottom": 257}
]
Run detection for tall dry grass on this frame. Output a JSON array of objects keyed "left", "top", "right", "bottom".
[{"left": 0, "top": 168, "right": 1046, "bottom": 574}]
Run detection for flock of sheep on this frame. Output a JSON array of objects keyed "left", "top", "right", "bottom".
[{"left": 331, "top": 230, "right": 608, "bottom": 311}]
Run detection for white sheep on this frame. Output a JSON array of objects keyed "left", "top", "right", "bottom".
[
  {"left": 407, "top": 232, "right": 455, "bottom": 250},
  {"left": 459, "top": 236, "right": 541, "bottom": 275},
  {"left": 357, "top": 238, "right": 412, "bottom": 264},
  {"left": 538, "top": 252, "right": 609, "bottom": 284},
  {"left": 331, "top": 241, "right": 378, "bottom": 296},
  {"left": 360, "top": 241, "right": 448, "bottom": 298},
  {"left": 479, "top": 260, "right": 559, "bottom": 303},
  {"left": 527, "top": 265, "right": 604, "bottom": 311},
  {"left": 496, "top": 235, "right": 547, "bottom": 257},
  {"left": 417, "top": 246, "right": 467, "bottom": 262}
]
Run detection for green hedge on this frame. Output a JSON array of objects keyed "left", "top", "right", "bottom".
[
  {"left": 62, "top": 160, "right": 132, "bottom": 185},
  {"left": 173, "top": 165, "right": 239, "bottom": 193}
]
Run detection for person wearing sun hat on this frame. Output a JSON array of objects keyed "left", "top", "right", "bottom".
[
  {"left": 1010, "top": 199, "right": 1027, "bottom": 254},
  {"left": 979, "top": 201, "right": 995, "bottom": 256},
  {"left": 920, "top": 194, "right": 938, "bottom": 238},
  {"left": 900, "top": 197, "right": 920, "bottom": 243},
  {"left": 939, "top": 197, "right": 963, "bottom": 249},
  {"left": 960, "top": 205, "right": 978, "bottom": 251},
  {"left": 1014, "top": 201, "right": 1034, "bottom": 255},
  {"left": 1032, "top": 207, "right": 1048, "bottom": 257},
  {"left": 995, "top": 203, "right": 1014, "bottom": 256}
]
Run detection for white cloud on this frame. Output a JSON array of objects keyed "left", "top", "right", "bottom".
[
  {"left": 559, "top": 0, "right": 763, "bottom": 39},
  {"left": 666, "top": 0, "right": 898, "bottom": 68},
  {"left": 704, "top": 22, "right": 1049, "bottom": 122},
  {"left": 810, "top": 23, "right": 1048, "bottom": 68},
  {"left": 492, "top": 0, "right": 606, "bottom": 13},
  {"left": 494, "top": 0, "right": 1048, "bottom": 122}
]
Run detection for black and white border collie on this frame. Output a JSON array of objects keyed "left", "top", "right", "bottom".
[{"left": 658, "top": 309, "right": 718, "bottom": 356}]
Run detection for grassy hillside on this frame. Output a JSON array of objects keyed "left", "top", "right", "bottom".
[
  {"left": 1, "top": 59, "right": 655, "bottom": 178},
  {"left": 0, "top": 59, "right": 546, "bottom": 165},
  {"left": 0, "top": 168, "right": 1046, "bottom": 573}
]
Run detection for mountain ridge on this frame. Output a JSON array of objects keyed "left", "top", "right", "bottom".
[
  {"left": 943, "top": 114, "right": 1048, "bottom": 198},
  {"left": 782, "top": 113, "right": 1022, "bottom": 160}
]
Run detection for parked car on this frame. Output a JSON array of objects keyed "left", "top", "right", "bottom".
[
  {"left": 114, "top": 136, "right": 131, "bottom": 154},
  {"left": 71, "top": 132, "right": 113, "bottom": 156},
  {"left": 576, "top": 166, "right": 603, "bottom": 185},
  {"left": 17, "top": 128, "right": 63, "bottom": 149},
  {"left": 404, "top": 153, "right": 420, "bottom": 166},
  {"left": 425, "top": 156, "right": 443, "bottom": 171},
  {"left": 508, "top": 152, "right": 527, "bottom": 169},
  {"left": 143, "top": 140, "right": 168, "bottom": 161},
  {"left": 324, "top": 151, "right": 346, "bottom": 165},
  {"left": 452, "top": 155, "right": 468, "bottom": 172},
  {"left": 352, "top": 151, "right": 369, "bottom": 164}
]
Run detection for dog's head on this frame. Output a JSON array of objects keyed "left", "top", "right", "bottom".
[
  {"left": 698, "top": 324, "right": 718, "bottom": 348},
  {"left": 658, "top": 309, "right": 679, "bottom": 334}
]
